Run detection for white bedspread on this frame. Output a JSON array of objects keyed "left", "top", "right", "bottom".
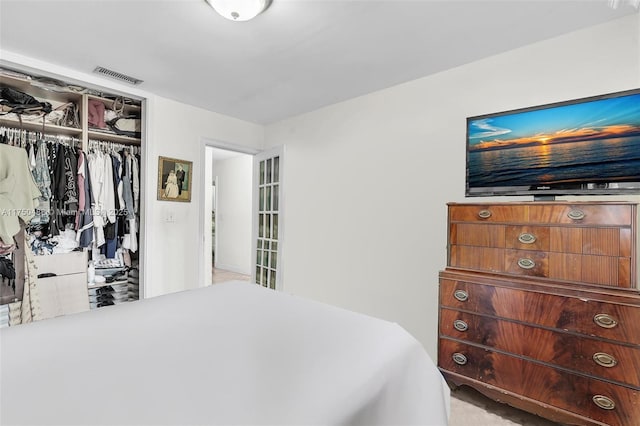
[{"left": 1, "top": 281, "right": 448, "bottom": 425}]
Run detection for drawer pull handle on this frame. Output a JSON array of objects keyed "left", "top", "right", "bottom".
[
  {"left": 593, "top": 352, "right": 618, "bottom": 368},
  {"left": 567, "top": 209, "right": 586, "bottom": 220},
  {"left": 517, "top": 258, "right": 536, "bottom": 269},
  {"left": 518, "top": 233, "right": 537, "bottom": 244},
  {"left": 453, "top": 320, "right": 468, "bottom": 332},
  {"left": 453, "top": 290, "right": 468, "bottom": 302},
  {"left": 477, "top": 209, "right": 492, "bottom": 219},
  {"left": 452, "top": 352, "right": 467, "bottom": 365},
  {"left": 593, "top": 313, "right": 618, "bottom": 329},
  {"left": 592, "top": 395, "right": 616, "bottom": 410}
]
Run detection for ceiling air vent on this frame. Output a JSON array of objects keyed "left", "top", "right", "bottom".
[{"left": 93, "top": 66, "right": 143, "bottom": 85}]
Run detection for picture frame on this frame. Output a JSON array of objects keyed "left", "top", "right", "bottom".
[{"left": 157, "top": 156, "right": 193, "bottom": 202}]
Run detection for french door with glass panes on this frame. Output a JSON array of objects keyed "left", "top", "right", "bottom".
[{"left": 253, "top": 147, "right": 283, "bottom": 290}]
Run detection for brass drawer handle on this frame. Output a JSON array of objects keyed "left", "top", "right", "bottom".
[
  {"left": 567, "top": 209, "right": 585, "bottom": 220},
  {"left": 453, "top": 289, "right": 468, "bottom": 302},
  {"left": 453, "top": 320, "right": 468, "bottom": 332},
  {"left": 592, "top": 395, "right": 616, "bottom": 410},
  {"left": 593, "top": 313, "right": 618, "bottom": 329},
  {"left": 593, "top": 352, "right": 618, "bottom": 368},
  {"left": 518, "top": 233, "right": 537, "bottom": 244},
  {"left": 452, "top": 352, "right": 468, "bottom": 365},
  {"left": 517, "top": 258, "right": 535, "bottom": 269},
  {"left": 477, "top": 209, "right": 492, "bottom": 219}
]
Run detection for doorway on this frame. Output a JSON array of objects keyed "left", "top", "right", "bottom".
[
  {"left": 201, "top": 142, "right": 256, "bottom": 286},
  {"left": 199, "top": 140, "right": 284, "bottom": 289}
]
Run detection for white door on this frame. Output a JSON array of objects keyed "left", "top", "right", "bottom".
[{"left": 253, "top": 146, "right": 284, "bottom": 290}]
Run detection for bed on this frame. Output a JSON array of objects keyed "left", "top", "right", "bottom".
[{"left": 1, "top": 281, "right": 449, "bottom": 425}]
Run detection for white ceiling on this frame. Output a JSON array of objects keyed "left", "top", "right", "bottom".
[{"left": 0, "top": 0, "right": 638, "bottom": 125}]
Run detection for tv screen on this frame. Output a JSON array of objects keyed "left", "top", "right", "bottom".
[{"left": 466, "top": 88, "right": 640, "bottom": 198}]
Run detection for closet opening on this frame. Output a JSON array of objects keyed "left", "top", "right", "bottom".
[{"left": 0, "top": 65, "right": 145, "bottom": 325}]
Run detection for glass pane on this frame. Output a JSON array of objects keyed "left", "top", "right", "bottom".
[
  {"left": 273, "top": 214, "right": 278, "bottom": 241},
  {"left": 256, "top": 266, "right": 261, "bottom": 284},
  {"left": 259, "top": 214, "right": 264, "bottom": 238},
  {"left": 273, "top": 184, "right": 279, "bottom": 211},
  {"left": 257, "top": 240, "right": 263, "bottom": 249},
  {"left": 256, "top": 249, "right": 262, "bottom": 266},
  {"left": 273, "top": 157, "right": 279, "bottom": 183},
  {"left": 266, "top": 159, "right": 272, "bottom": 184},
  {"left": 262, "top": 268, "right": 267, "bottom": 285},
  {"left": 260, "top": 160, "right": 265, "bottom": 185},
  {"left": 263, "top": 250, "right": 269, "bottom": 267},
  {"left": 265, "top": 214, "right": 271, "bottom": 239},
  {"left": 259, "top": 187, "right": 265, "bottom": 212},
  {"left": 272, "top": 242, "right": 277, "bottom": 251},
  {"left": 269, "top": 270, "right": 276, "bottom": 289},
  {"left": 271, "top": 251, "right": 277, "bottom": 269},
  {"left": 266, "top": 186, "right": 272, "bottom": 211}
]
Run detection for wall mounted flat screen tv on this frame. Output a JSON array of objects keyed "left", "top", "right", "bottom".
[{"left": 466, "top": 88, "right": 640, "bottom": 198}]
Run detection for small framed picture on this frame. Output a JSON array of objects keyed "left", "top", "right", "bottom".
[{"left": 157, "top": 156, "right": 192, "bottom": 202}]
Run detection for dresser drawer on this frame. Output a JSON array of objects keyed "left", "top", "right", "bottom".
[
  {"left": 440, "top": 278, "right": 640, "bottom": 345},
  {"left": 527, "top": 204, "right": 633, "bottom": 226},
  {"left": 439, "top": 308, "right": 640, "bottom": 388},
  {"left": 439, "top": 339, "right": 640, "bottom": 426},
  {"left": 449, "top": 204, "right": 527, "bottom": 223},
  {"left": 448, "top": 249, "right": 630, "bottom": 288}
]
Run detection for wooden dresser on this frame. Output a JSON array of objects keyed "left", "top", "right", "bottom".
[{"left": 438, "top": 202, "right": 640, "bottom": 426}]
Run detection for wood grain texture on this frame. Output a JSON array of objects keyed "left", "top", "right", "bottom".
[
  {"left": 449, "top": 204, "right": 527, "bottom": 222},
  {"left": 441, "top": 202, "right": 640, "bottom": 425},
  {"left": 449, "top": 246, "right": 504, "bottom": 273},
  {"left": 439, "top": 278, "right": 640, "bottom": 345},
  {"left": 453, "top": 223, "right": 505, "bottom": 247},
  {"left": 526, "top": 204, "right": 632, "bottom": 226},
  {"left": 439, "top": 340, "right": 640, "bottom": 426},
  {"left": 442, "top": 370, "right": 610, "bottom": 426},
  {"left": 439, "top": 308, "right": 640, "bottom": 388}
]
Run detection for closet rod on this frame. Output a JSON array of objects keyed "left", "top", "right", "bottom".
[
  {"left": 0, "top": 126, "right": 81, "bottom": 148},
  {"left": 89, "top": 139, "right": 139, "bottom": 155}
]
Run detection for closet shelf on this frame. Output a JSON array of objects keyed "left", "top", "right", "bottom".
[
  {"left": 88, "top": 129, "right": 141, "bottom": 145},
  {"left": 88, "top": 279, "right": 128, "bottom": 290},
  {"left": 88, "top": 94, "right": 141, "bottom": 113},
  {"left": 0, "top": 117, "right": 82, "bottom": 137},
  {"left": 0, "top": 74, "right": 83, "bottom": 104}
]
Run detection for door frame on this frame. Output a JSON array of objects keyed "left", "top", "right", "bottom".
[
  {"left": 197, "top": 138, "right": 259, "bottom": 288},
  {"left": 252, "top": 145, "right": 285, "bottom": 290}
]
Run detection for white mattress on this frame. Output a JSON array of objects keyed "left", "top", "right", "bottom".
[{"left": 1, "top": 281, "right": 448, "bottom": 425}]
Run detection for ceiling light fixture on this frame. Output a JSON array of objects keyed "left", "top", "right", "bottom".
[{"left": 205, "top": 0, "right": 272, "bottom": 22}]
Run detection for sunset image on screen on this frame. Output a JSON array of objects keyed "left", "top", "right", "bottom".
[{"left": 467, "top": 91, "right": 640, "bottom": 189}]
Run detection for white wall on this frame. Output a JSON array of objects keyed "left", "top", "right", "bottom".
[
  {"left": 144, "top": 97, "right": 263, "bottom": 297},
  {"left": 264, "top": 15, "right": 640, "bottom": 359},
  {"left": 212, "top": 154, "right": 253, "bottom": 275}
]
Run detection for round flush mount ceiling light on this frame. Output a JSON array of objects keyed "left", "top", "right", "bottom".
[{"left": 205, "top": 0, "right": 272, "bottom": 21}]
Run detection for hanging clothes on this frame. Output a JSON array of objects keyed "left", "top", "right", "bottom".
[
  {"left": 0, "top": 144, "right": 42, "bottom": 245},
  {"left": 75, "top": 150, "right": 94, "bottom": 248},
  {"left": 30, "top": 139, "right": 52, "bottom": 226},
  {"left": 87, "top": 150, "right": 106, "bottom": 248}
]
